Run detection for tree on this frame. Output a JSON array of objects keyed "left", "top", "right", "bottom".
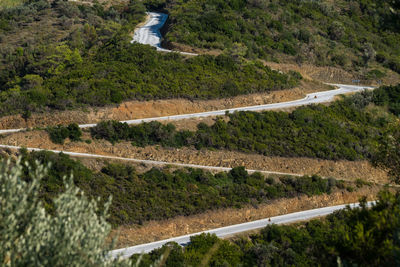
[
  {"left": 21, "top": 74, "right": 43, "bottom": 91},
  {"left": 229, "top": 166, "right": 248, "bottom": 184},
  {"left": 328, "top": 21, "right": 345, "bottom": 41},
  {"left": 362, "top": 43, "right": 376, "bottom": 64},
  {"left": 373, "top": 127, "right": 400, "bottom": 184},
  {"left": 0, "top": 158, "right": 134, "bottom": 266},
  {"left": 227, "top": 42, "right": 248, "bottom": 63}
]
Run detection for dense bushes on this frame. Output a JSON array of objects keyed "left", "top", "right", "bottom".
[
  {"left": 372, "top": 126, "right": 400, "bottom": 184},
  {"left": 372, "top": 84, "right": 400, "bottom": 116},
  {"left": 136, "top": 191, "right": 400, "bottom": 266},
  {"left": 17, "top": 150, "right": 348, "bottom": 226},
  {"left": 43, "top": 45, "right": 297, "bottom": 106},
  {"left": 160, "top": 0, "right": 400, "bottom": 74},
  {"left": 46, "top": 123, "right": 82, "bottom": 144},
  {"left": 90, "top": 120, "right": 192, "bottom": 146},
  {"left": 0, "top": 0, "right": 298, "bottom": 116},
  {"left": 91, "top": 90, "right": 395, "bottom": 160}
]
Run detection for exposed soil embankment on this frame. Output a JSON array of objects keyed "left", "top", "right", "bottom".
[
  {"left": 264, "top": 62, "right": 400, "bottom": 86},
  {"left": 164, "top": 41, "right": 222, "bottom": 56},
  {"left": 0, "top": 80, "right": 329, "bottom": 130},
  {"left": 113, "top": 186, "right": 382, "bottom": 248},
  {"left": 0, "top": 130, "right": 388, "bottom": 183}
]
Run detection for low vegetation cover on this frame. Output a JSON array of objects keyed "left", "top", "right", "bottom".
[
  {"left": 157, "top": 0, "right": 400, "bottom": 75},
  {"left": 0, "top": 0, "right": 26, "bottom": 9},
  {"left": 0, "top": 0, "right": 298, "bottom": 117},
  {"left": 1, "top": 143, "right": 397, "bottom": 266},
  {"left": 17, "top": 149, "right": 351, "bottom": 226},
  {"left": 91, "top": 86, "right": 400, "bottom": 161},
  {"left": 134, "top": 191, "right": 400, "bottom": 266}
]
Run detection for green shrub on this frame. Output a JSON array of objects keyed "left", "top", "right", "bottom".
[
  {"left": 366, "top": 69, "right": 385, "bottom": 80},
  {"left": 138, "top": 191, "right": 400, "bottom": 266},
  {"left": 158, "top": 0, "right": 400, "bottom": 73},
  {"left": 16, "top": 150, "right": 349, "bottom": 226},
  {"left": 91, "top": 89, "right": 394, "bottom": 161},
  {"left": 355, "top": 178, "right": 371, "bottom": 188},
  {"left": 0, "top": 0, "right": 300, "bottom": 116},
  {"left": 46, "top": 126, "right": 69, "bottom": 144},
  {"left": 372, "top": 84, "right": 400, "bottom": 115},
  {"left": 46, "top": 123, "right": 82, "bottom": 144}
]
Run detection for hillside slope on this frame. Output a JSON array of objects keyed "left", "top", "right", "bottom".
[
  {"left": 0, "top": 0, "right": 299, "bottom": 117},
  {"left": 157, "top": 0, "right": 400, "bottom": 78}
]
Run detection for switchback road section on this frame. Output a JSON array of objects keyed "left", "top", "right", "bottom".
[
  {"left": 110, "top": 202, "right": 374, "bottom": 258},
  {"left": 132, "top": 12, "right": 197, "bottom": 56},
  {"left": 0, "top": 84, "right": 374, "bottom": 134}
]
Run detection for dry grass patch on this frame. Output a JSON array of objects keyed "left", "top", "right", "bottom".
[{"left": 0, "top": 0, "right": 25, "bottom": 9}]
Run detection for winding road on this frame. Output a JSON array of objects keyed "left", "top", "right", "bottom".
[
  {"left": 79, "top": 83, "right": 373, "bottom": 128},
  {"left": 0, "top": 83, "right": 373, "bottom": 134},
  {"left": 111, "top": 201, "right": 375, "bottom": 258},
  {"left": 0, "top": 144, "right": 303, "bottom": 177},
  {"left": 0, "top": 11, "right": 380, "bottom": 259},
  {"left": 0, "top": 14, "right": 374, "bottom": 134},
  {"left": 132, "top": 12, "right": 197, "bottom": 56}
]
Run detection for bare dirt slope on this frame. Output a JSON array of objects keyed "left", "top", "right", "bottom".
[
  {"left": 0, "top": 130, "right": 388, "bottom": 183},
  {"left": 164, "top": 41, "right": 223, "bottom": 56},
  {"left": 265, "top": 62, "right": 400, "bottom": 86},
  {"left": 0, "top": 80, "right": 330, "bottom": 130},
  {"left": 68, "top": 0, "right": 128, "bottom": 7},
  {"left": 113, "top": 186, "right": 382, "bottom": 248},
  {"left": 163, "top": 42, "right": 400, "bottom": 86}
]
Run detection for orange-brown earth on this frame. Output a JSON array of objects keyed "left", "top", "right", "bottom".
[
  {"left": 264, "top": 62, "right": 400, "bottom": 86},
  {"left": 0, "top": 80, "right": 330, "bottom": 130},
  {"left": 0, "top": 133, "right": 386, "bottom": 247},
  {"left": 4, "top": 1, "right": 395, "bottom": 250},
  {"left": 0, "top": 130, "right": 389, "bottom": 183},
  {"left": 164, "top": 41, "right": 223, "bottom": 56},
  {"left": 163, "top": 42, "right": 400, "bottom": 86},
  {"left": 113, "top": 186, "right": 382, "bottom": 248}
]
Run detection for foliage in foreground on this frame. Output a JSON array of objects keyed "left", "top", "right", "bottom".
[
  {"left": 17, "top": 150, "right": 351, "bottom": 226},
  {"left": 91, "top": 87, "right": 400, "bottom": 161},
  {"left": 0, "top": 158, "right": 132, "bottom": 266},
  {"left": 133, "top": 191, "right": 400, "bottom": 267}
]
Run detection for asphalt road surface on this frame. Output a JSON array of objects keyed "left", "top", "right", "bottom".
[
  {"left": 0, "top": 144, "right": 302, "bottom": 177},
  {"left": 132, "top": 12, "right": 197, "bottom": 56},
  {"left": 0, "top": 83, "right": 374, "bottom": 134},
  {"left": 79, "top": 83, "right": 374, "bottom": 128},
  {"left": 0, "top": 10, "right": 374, "bottom": 135},
  {"left": 0, "top": 9, "right": 380, "bottom": 262},
  {"left": 110, "top": 201, "right": 374, "bottom": 258}
]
